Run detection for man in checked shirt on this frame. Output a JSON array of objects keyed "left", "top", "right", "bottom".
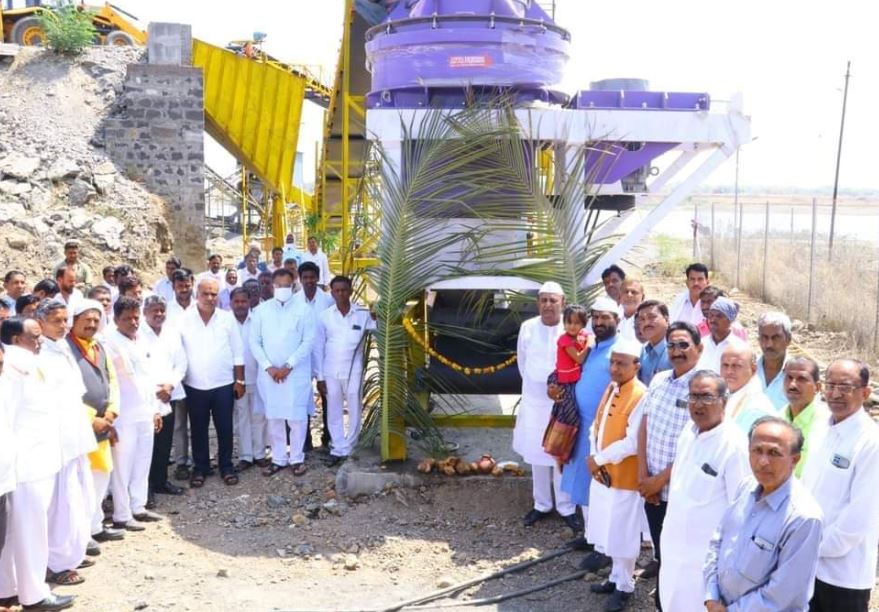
[{"left": 636, "top": 321, "right": 703, "bottom": 611}]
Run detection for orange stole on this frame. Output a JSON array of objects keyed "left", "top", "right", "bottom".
[{"left": 593, "top": 378, "right": 646, "bottom": 491}]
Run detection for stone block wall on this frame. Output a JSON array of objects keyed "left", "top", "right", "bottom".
[{"left": 104, "top": 63, "right": 206, "bottom": 268}]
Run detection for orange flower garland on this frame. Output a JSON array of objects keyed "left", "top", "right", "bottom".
[{"left": 402, "top": 316, "right": 517, "bottom": 376}]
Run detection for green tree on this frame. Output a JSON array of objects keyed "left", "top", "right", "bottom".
[{"left": 38, "top": 2, "right": 97, "bottom": 56}]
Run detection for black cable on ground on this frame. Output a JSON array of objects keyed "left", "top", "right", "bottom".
[
  {"left": 377, "top": 547, "right": 574, "bottom": 612},
  {"left": 404, "top": 569, "right": 590, "bottom": 609}
]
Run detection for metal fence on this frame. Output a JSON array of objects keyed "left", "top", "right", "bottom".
[{"left": 690, "top": 199, "right": 879, "bottom": 354}]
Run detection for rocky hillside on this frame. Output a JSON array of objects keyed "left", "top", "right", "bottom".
[{"left": 0, "top": 46, "right": 172, "bottom": 284}]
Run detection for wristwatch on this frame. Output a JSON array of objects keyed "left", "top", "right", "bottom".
[{"left": 235, "top": 380, "right": 246, "bottom": 385}]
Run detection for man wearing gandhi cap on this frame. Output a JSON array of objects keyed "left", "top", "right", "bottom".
[
  {"left": 66, "top": 299, "right": 126, "bottom": 548},
  {"left": 696, "top": 296, "right": 747, "bottom": 374},
  {"left": 582, "top": 337, "right": 647, "bottom": 611},
  {"left": 515, "top": 282, "right": 578, "bottom": 528}
]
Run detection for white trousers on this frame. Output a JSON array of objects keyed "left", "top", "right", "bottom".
[
  {"left": 234, "top": 389, "right": 267, "bottom": 462},
  {"left": 48, "top": 456, "right": 94, "bottom": 572},
  {"left": 268, "top": 418, "right": 307, "bottom": 467},
  {"left": 531, "top": 464, "right": 576, "bottom": 516},
  {"left": 91, "top": 470, "right": 111, "bottom": 535},
  {"left": 110, "top": 420, "right": 154, "bottom": 523},
  {"left": 172, "top": 400, "right": 190, "bottom": 465},
  {"left": 325, "top": 376, "right": 362, "bottom": 457},
  {"left": 609, "top": 556, "right": 637, "bottom": 593},
  {"left": 0, "top": 476, "right": 55, "bottom": 605}
]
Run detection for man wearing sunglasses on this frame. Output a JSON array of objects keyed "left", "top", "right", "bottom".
[
  {"left": 659, "top": 370, "right": 750, "bottom": 611},
  {"left": 635, "top": 321, "right": 703, "bottom": 611},
  {"left": 803, "top": 359, "right": 879, "bottom": 612}
]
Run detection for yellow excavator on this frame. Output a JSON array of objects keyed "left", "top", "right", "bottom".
[{"left": 0, "top": 1, "right": 146, "bottom": 46}]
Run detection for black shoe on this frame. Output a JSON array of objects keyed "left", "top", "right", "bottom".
[
  {"left": 133, "top": 509, "right": 163, "bottom": 522},
  {"left": 566, "top": 537, "right": 594, "bottom": 552},
  {"left": 638, "top": 559, "right": 660, "bottom": 579},
  {"left": 112, "top": 520, "right": 146, "bottom": 532},
  {"left": 590, "top": 580, "right": 616, "bottom": 595},
  {"left": 145, "top": 492, "right": 157, "bottom": 510},
  {"left": 92, "top": 528, "right": 125, "bottom": 542},
  {"left": 85, "top": 538, "right": 101, "bottom": 556},
  {"left": 580, "top": 551, "right": 612, "bottom": 572},
  {"left": 0, "top": 596, "right": 19, "bottom": 607},
  {"left": 22, "top": 593, "right": 75, "bottom": 610},
  {"left": 605, "top": 589, "right": 632, "bottom": 612},
  {"left": 561, "top": 512, "right": 584, "bottom": 534},
  {"left": 522, "top": 509, "right": 551, "bottom": 527},
  {"left": 154, "top": 481, "right": 185, "bottom": 495}
]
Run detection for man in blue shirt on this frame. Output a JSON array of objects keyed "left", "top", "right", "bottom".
[
  {"left": 704, "top": 416, "right": 823, "bottom": 611},
  {"left": 756, "top": 312, "right": 792, "bottom": 410},
  {"left": 636, "top": 300, "right": 671, "bottom": 386}
]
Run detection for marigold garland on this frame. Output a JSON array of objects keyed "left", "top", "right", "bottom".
[{"left": 402, "top": 316, "right": 517, "bottom": 376}]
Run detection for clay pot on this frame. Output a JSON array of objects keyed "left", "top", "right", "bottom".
[{"left": 477, "top": 454, "right": 496, "bottom": 474}]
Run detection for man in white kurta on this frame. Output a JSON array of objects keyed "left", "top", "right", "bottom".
[
  {"left": 106, "top": 297, "right": 163, "bottom": 529},
  {"left": 584, "top": 339, "right": 647, "bottom": 609},
  {"left": 659, "top": 371, "right": 750, "bottom": 612},
  {"left": 36, "top": 301, "right": 97, "bottom": 582},
  {"left": 300, "top": 237, "right": 332, "bottom": 289},
  {"left": 720, "top": 344, "right": 775, "bottom": 434},
  {"left": 314, "top": 276, "right": 374, "bottom": 463},
  {"left": 249, "top": 269, "right": 316, "bottom": 475},
  {"left": 0, "top": 323, "right": 73, "bottom": 609},
  {"left": 514, "top": 281, "right": 575, "bottom": 524},
  {"left": 696, "top": 296, "right": 747, "bottom": 374}
]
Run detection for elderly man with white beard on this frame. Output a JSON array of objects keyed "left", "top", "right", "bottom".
[
  {"left": 35, "top": 301, "right": 98, "bottom": 587},
  {"left": 0, "top": 318, "right": 74, "bottom": 611}
]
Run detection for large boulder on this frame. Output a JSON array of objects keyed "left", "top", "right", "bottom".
[
  {"left": 0, "top": 153, "right": 40, "bottom": 180},
  {"left": 46, "top": 157, "right": 81, "bottom": 181},
  {"left": 68, "top": 178, "right": 97, "bottom": 207},
  {"left": 91, "top": 216, "right": 124, "bottom": 250}
]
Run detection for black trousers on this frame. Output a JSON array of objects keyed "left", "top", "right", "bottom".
[
  {"left": 148, "top": 407, "right": 176, "bottom": 490},
  {"left": 644, "top": 500, "right": 668, "bottom": 611},
  {"left": 810, "top": 579, "right": 870, "bottom": 612},
  {"left": 185, "top": 384, "right": 235, "bottom": 477},
  {"left": 302, "top": 390, "right": 330, "bottom": 452}
]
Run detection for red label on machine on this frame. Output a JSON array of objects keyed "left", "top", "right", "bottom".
[{"left": 449, "top": 55, "right": 493, "bottom": 68}]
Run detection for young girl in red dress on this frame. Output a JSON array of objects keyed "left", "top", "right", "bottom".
[{"left": 543, "top": 305, "right": 591, "bottom": 463}]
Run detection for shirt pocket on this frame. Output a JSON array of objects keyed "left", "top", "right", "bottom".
[
  {"left": 736, "top": 536, "right": 777, "bottom": 584},
  {"left": 684, "top": 465, "right": 724, "bottom": 506}
]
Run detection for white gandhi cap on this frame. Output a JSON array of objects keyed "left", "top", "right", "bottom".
[
  {"left": 611, "top": 337, "right": 643, "bottom": 358},
  {"left": 538, "top": 281, "right": 564, "bottom": 296}
]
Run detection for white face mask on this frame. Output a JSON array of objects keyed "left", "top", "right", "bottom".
[{"left": 274, "top": 286, "right": 293, "bottom": 302}]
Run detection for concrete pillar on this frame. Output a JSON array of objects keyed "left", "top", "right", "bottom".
[{"left": 147, "top": 22, "right": 193, "bottom": 66}]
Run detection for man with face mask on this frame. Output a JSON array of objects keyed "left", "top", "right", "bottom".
[
  {"left": 0, "top": 317, "right": 74, "bottom": 611},
  {"left": 249, "top": 269, "right": 316, "bottom": 477},
  {"left": 36, "top": 301, "right": 97, "bottom": 587},
  {"left": 515, "top": 282, "right": 577, "bottom": 530}
]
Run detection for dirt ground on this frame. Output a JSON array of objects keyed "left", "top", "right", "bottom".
[{"left": 35, "top": 238, "right": 879, "bottom": 612}]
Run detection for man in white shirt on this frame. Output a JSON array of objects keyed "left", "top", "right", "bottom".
[
  {"left": 297, "top": 262, "right": 335, "bottom": 450},
  {"left": 140, "top": 296, "right": 187, "bottom": 507},
  {"left": 152, "top": 256, "right": 181, "bottom": 304},
  {"left": 106, "top": 297, "right": 164, "bottom": 530},
  {"left": 0, "top": 270, "right": 27, "bottom": 314},
  {"left": 515, "top": 281, "right": 577, "bottom": 526},
  {"left": 659, "top": 370, "right": 750, "bottom": 611},
  {"left": 218, "top": 268, "right": 238, "bottom": 311},
  {"left": 230, "top": 287, "right": 268, "bottom": 470},
  {"left": 0, "top": 356, "right": 14, "bottom": 563},
  {"left": 0, "top": 318, "right": 75, "bottom": 611},
  {"left": 179, "top": 278, "right": 245, "bottom": 487},
  {"left": 668, "top": 262, "right": 709, "bottom": 326},
  {"left": 803, "top": 359, "right": 879, "bottom": 612},
  {"left": 314, "top": 275, "right": 374, "bottom": 465},
  {"left": 195, "top": 254, "right": 226, "bottom": 288},
  {"left": 238, "top": 253, "right": 262, "bottom": 286},
  {"left": 719, "top": 344, "right": 774, "bottom": 434},
  {"left": 55, "top": 265, "right": 83, "bottom": 315},
  {"left": 281, "top": 234, "right": 300, "bottom": 268},
  {"left": 617, "top": 279, "right": 644, "bottom": 342},
  {"left": 696, "top": 296, "right": 746, "bottom": 374},
  {"left": 266, "top": 247, "right": 284, "bottom": 273},
  {"left": 300, "top": 237, "right": 332, "bottom": 289},
  {"left": 165, "top": 268, "right": 195, "bottom": 481},
  {"left": 600, "top": 265, "right": 625, "bottom": 304},
  {"left": 249, "top": 269, "right": 315, "bottom": 476},
  {"left": 37, "top": 301, "right": 97, "bottom": 587}
]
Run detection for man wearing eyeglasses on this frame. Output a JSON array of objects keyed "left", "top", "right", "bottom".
[
  {"left": 659, "top": 370, "right": 750, "bottom": 611},
  {"left": 802, "top": 359, "right": 879, "bottom": 612},
  {"left": 635, "top": 321, "right": 703, "bottom": 611}
]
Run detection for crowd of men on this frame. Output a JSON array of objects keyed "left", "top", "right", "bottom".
[
  {"left": 0, "top": 235, "right": 371, "bottom": 611},
  {"left": 516, "top": 263, "right": 879, "bottom": 612}
]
